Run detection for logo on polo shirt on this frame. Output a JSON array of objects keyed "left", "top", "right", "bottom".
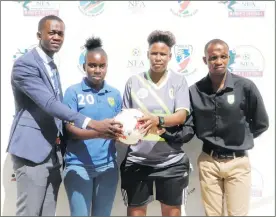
[
  {"left": 107, "top": 97, "right": 115, "bottom": 107},
  {"left": 79, "top": 1, "right": 104, "bottom": 16},
  {"left": 17, "top": 1, "right": 59, "bottom": 16},
  {"left": 228, "top": 45, "right": 265, "bottom": 77},
  {"left": 169, "top": 88, "right": 174, "bottom": 99},
  {"left": 219, "top": 1, "right": 265, "bottom": 17},
  {"left": 227, "top": 94, "right": 235, "bottom": 104}
]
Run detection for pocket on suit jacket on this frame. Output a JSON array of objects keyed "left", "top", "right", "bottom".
[
  {"left": 18, "top": 117, "right": 41, "bottom": 130},
  {"left": 10, "top": 124, "right": 53, "bottom": 163}
]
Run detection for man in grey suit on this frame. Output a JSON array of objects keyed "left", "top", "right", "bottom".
[{"left": 7, "top": 15, "right": 123, "bottom": 216}]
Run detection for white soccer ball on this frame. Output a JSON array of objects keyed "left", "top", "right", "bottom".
[{"left": 114, "top": 109, "right": 146, "bottom": 145}]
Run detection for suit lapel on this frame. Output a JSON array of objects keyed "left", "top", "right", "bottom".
[{"left": 31, "top": 48, "right": 56, "bottom": 93}]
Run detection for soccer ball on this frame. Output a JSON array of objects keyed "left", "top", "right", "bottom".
[{"left": 114, "top": 109, "right": 146, "bottom": 145}]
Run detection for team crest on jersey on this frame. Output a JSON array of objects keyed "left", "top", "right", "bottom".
[
  {"left": 137, "top": 88, "right": 148, "bottom": 99},
  {"left": 227, "top": 94, "right": 235, "bottom": 105},
  {"left": 108, "top": 97, "right": 115, "bottom": 107},
  {"left": 169, "top": 88, "right": 174, "bottom": 99}
]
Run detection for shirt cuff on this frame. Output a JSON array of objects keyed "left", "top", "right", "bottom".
[{"left": 82, "top": 117, "right": 91, "bottom": 129}]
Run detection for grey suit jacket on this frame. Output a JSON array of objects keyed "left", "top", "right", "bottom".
[{"left": 7, "top": 48, "right": 87, "bottom": 163}]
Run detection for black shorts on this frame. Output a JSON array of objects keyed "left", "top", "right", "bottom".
[{"left": 120, "top": 155, "right": 190, "bottom": 207}]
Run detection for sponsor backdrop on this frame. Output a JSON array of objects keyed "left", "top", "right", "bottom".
[{"left": 1, "top": 1, "right": 275, "bottom": 216}]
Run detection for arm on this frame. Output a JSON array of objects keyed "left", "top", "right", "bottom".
[
  {"left": 66, "top": 90, "right": 124, "bottom": 140},
  {"left": 65, "top": 123, "right": 117, "bottom": 140},
  {"left": 115, "top": 91, "right": 123, "bottom": 114},
  {"left": 160, "top": 111, "right": 195, "bottom": 144},
  {"left": 138, "top": 75, "right": 190, "bottom": 130},
  {"left": 13, "top": 59, "right": 121, "bottom": 134},
  {"left": 165, "top": 75, "right": 190, "bottom": 125},
  {"left": 246, "top": 82, "right": 269, "bottom": 138},
  {"left": 160, "top": 109, "right": 187, "bottom": 127},
  {"left": 12, "top": 59, "right": 87, "bottom": 129},
  {"left": 63, "top": 86, "right": 123, "bottom": 140},
  {"left": 122, "top": 78, "right": 132, "bottom": 109}
]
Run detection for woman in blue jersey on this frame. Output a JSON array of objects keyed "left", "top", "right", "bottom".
[
  {"left": 62, "top": 37, "right": 123, "bottom": 216},
  {"left": 120, "top": 30, "right": 193, "bottom": 216}
]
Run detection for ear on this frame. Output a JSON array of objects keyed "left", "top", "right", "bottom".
[
  {"left": 203, "top": 57, "right": 207, "bottom": 65},
  {"left": 82, "top": 63, "right": 86, "bottom": 72},
  {"left": 37, "top": 31, "right": 41, "bottom": 40},
  {"left": 147, "top": 50, "right": 149, "bottom": 59},
  {"left": 169, "top": 52, "right": 172, "bottom": 60}
]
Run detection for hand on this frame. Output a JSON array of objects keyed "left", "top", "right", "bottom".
[
  {"left": 148, "top": 127, "right": 166, "bottom": 135},
  {"left": 156, "top": 127, "right": 166, "bottom": 135},
  {"left": 88, "top": 118, "right": 124, "bottom": 137},
  {"left": 98, "top": 132, "right": 122, "bottom": 140},
  {"left": 137, "top": 114, "right": 159, "bottom": 136}
]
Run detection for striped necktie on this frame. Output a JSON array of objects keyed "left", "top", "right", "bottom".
[
  {"left": 49, "top": 60, "right": 63, "bottom": 135},
  {"left": 49, "top": 61, "right": 63, "bottom": 100}
]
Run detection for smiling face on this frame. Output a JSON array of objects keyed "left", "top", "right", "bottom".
[
  {"left": 147, "top": 42, "right": 172, "bottom": 74},
  {"left": 203, "top": 43, "right": 230, "bottom": 77}
]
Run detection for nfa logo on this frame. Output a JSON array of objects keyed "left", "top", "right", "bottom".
[
  {"left": 78, "top": 47, "right": 87, "bottom": 74},
  {"left": 128, "top": 1, "right": 145, "bottom": 14},
  {"left": 228, "top": 45, "right": 264, "bottom": 77},
  {"left": 219, "top": 1, "right": 265, "bottom": 17},
  {"left": 127, "top": 47, "right": 146, "bottom": 73},
  {"left": 174, "top": 45, "right": 196, "bottom": 76},
  {"left": 79, "top": 1, "right": 105, "bottom": 16},
  {"left": 170, "top": 1, "right": 198, "bottom": 18},
  {"left": 17, "top": 1, "right": 59, "bottom": 16}
]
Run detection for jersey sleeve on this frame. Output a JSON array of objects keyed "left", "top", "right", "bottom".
[
  {"left": 115, "top": 90, "right": 123, "bottom": 115},
  {"left": 63, "top": 86, "right": 78, "bottom": 112},
  {"left": 175, "top": 75, "right": 190, "bottom": 114},
  {"left": 122, "top": 77, "right": 133, "bottom": 109}
]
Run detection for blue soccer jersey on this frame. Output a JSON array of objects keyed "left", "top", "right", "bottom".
[{"left": 63, "top": 78, "right": 122, "bottom": 168}]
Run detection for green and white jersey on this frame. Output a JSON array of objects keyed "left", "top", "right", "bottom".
[{"left": 122, "top": 70, "right": 190, "bottom": 167}]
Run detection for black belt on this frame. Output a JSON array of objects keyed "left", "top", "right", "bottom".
[{"left": 203, "top": 146, "right": 246, "bottom": 159}]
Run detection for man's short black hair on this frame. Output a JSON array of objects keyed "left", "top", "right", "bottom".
[
  {"left": 204, "top": 39, "right": 229, "bottom": 55},
  {"left": 38, "top": 15, "right": 64, "bottom": 31}
]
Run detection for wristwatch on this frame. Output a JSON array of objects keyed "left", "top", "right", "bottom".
[{"left": 157, "top": 116, "right": 165, "bottom": 128}]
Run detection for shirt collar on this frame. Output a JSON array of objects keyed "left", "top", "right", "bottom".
[
  {"left": 205, "top": 71, "right": 234, "bottom": 91},
  {"left": 223, "top": 71, "right": 234, "bottom": 89},
  {"left": 81, "top": 78, "right": 111, "bottom": 94},
  {"left": 35, "top": 46, "right": 53, "bottom": 64}
]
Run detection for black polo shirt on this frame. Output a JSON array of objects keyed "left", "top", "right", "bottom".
[{"left": 161, "top": 72, "right": 269, "bottom": 151}]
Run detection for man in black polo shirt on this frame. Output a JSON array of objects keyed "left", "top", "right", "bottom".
[{"left": 160, "top": 39, "right": 269, "bottom": 216}]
